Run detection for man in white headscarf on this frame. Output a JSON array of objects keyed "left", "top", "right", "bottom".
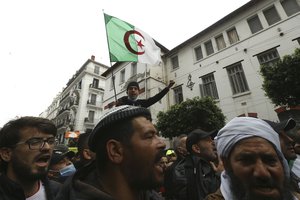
[{"left": 205, "top": 117, "right": 300, "bottom": 200}]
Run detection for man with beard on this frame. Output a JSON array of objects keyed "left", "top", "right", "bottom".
[
  {"left": 55, "top": 105, "right": 166, "bottom": 200},
  {"left": 205, "top": 117, "right": 300, "bottom": 200},
  {"left": 0, "top": 116, "right": 60, "bottom": 200}
]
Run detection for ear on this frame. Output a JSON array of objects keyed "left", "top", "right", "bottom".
[
  {"left": 192, "top": 144, "right": 200, "bottom": 154},
  {"left": 106, "top": 139, "right": 123, "bottom": 164},
  {"left": 0, "top": 147, "right": 12, "bottom": 162}
]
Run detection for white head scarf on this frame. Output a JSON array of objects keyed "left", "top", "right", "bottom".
[{"left": 215, "top": 117, "right": 292, "bottom": 200}]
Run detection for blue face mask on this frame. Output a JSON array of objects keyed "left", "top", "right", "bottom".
[{"left": 59, "top": 164, "right": 76, "bottom": 177}]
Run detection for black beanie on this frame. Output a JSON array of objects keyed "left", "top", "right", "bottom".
[
  {"left": 127, "top": 81, "right": 140, "bottom": 91},
  {"left": 88, "top": 105, "right": 151, "bottom": 151}
]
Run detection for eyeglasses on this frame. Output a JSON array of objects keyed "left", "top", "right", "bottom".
[{"left": 15, "top": 137, "right": 55, "bottom": 150}]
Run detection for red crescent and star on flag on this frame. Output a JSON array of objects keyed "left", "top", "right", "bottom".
[{"left": 123, "top": 30, "right": 145, "bottom": 55}]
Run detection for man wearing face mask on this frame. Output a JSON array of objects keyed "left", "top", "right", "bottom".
[{"left": 48, "top": 144, "right": 76, "bottom": 183}]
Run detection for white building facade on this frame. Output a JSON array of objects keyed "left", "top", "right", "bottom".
[
  {"left": 43, "top": 56, "right": 109, "bottom": 143},
  {"left": 164, "top": 0, "right": 300, "bottom": 122},
  {"left": 102, "top": 0, "right": 300, "bottom": 123}
]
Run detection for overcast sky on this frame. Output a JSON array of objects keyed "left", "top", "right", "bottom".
[{"left": 0, "top": 0, "right": 251, "bottom": 127}]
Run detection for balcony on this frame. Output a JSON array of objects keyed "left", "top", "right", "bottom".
[
  {"left": 57, "top": 108, "right": 70, "bottom": 116},
  {"left": 84, "top": 117, "right": 94, "bottom": 126},
  {"left": 86, "top": 100, "right": 102, "bottom": 109},
  {"left": 89, "top": 84, "right": 104, "bottom": 92}
]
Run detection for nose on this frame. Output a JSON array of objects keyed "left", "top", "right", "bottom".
[
  {"left": 253, "top": 159, "right": 271, "bottom": 178},
  {"left": 156, "top": 135, "right": 166, "bottom": 149},
  {"left": 40, "top": 141, "right": 51, "bottom": 151}
]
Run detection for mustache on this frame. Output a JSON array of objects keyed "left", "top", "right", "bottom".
[{"left": 249, "top": 178, "right": 278, "bottom": 188}]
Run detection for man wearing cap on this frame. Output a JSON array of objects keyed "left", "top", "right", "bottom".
[
  {"left": 116, "top": 80, "right": 175, "bottom": 108},
  {"left": 264, "top": 118, "right": 300, "bottom": 193},
  {"left": 205, "top": 117, "right": 300, "bottom": 200},
  {"left": 184, "top": 129, "right": 220, "bottom": 200},
  {"left": 48, "top": 144, "right": 76, "bottom": 183},
  {"left": 55, "top": 105, "right": 166, "bottom": 200}
]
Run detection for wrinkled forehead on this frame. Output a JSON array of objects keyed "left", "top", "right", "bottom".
[{"left": 230, "top": 136, "right": 278, "bottom": 157}]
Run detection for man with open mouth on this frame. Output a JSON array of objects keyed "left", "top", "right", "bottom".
[
  {"left": 0, "top": 116, "right": 61, "bottom": 200},
  {"left": 205, "top": 117, "right": 300, "bottom": 200},
  {"left": 55, "top": 105, "right": 166, "bottom": 200}
]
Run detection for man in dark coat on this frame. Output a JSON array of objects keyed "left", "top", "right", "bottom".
[
  {"left": 116, "top": 80, "right": 175, "bottom": 108},
  {"left": 184, "top": 129, "right": 220, "bottom": 200}
]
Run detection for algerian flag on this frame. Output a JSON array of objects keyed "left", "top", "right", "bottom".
[{"left": 104, "top": 13, "right": 162, "bottom": 65}]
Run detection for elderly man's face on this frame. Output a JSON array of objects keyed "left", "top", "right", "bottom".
[{"left": 227, "top": 137, "right": 287, "bottom": 200}]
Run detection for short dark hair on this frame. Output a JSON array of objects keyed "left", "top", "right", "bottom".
[
  {"left": 0, "top": 116, "right": 57, "bottom": 148},
  {"left": 77, "top": 131, "right": 91, "bottom": 159}
]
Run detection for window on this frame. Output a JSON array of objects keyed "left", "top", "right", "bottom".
[
  {"left": 247, "top": 15, "right": 263, "bottom": 34},
  {"left": 263, "top": 6, "right": 281, "bottom": 25},
  {"left": 194, "top": 45, "right": 203, "bottom": 61},
  {"left": 200, "top": 74, "right": 219, "bottom": 99},
  {"left": 257, "top": 48, "right": 280, "bottom": 66},
  {"left": 215, "top": 35, "right": 226, "bottom": 50},
  {"left": 171, "top": 56, "right": 179, "bottom": 70},
  {"left": 110, "top": 76, "right": 115, "bottom": 89},
  {"left": 131, "top": 63, "right": 137, "bottom": 76},
  {"left": 173, "top": 86, "right": 183, "bottom": 104},
  {"left": 120, "top": 69, "right": 125, "bottom": 83},
  {"left": 281, "top": 0, "right": 300, "bottom": 16},
  {"left": 88, "top": 111, "right": 95, "bottom": 123},
  {"left": 227, "top": 28, "right": 239, "bottom": 44},
  {"left": 89, "top": 94, "right": 97, "bottom": 105},
  {"left": 205, "top": 40, "right": 214, "bottom": 56},
  {"left": 227, "top": 63, "right": 249, "bottom": 95},
  {"left": 92, "top": 78, "right": 99, "bottom": 88},
  {"left": 94, "top": 66, "right": 100, "bottom": 74}
]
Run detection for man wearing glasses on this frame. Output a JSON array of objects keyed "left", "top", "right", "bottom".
[{"left": 0, "top": 116, "right": 61, "bottom": 200}]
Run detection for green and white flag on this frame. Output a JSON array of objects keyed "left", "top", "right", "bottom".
[{"left": 104, "top": 13, "right": 162, "bottom": 65}]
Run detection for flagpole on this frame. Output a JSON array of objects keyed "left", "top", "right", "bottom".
[
  {"left": 103, "top": 10, "right": 118, "bottom": 103},
  {"left": 145, "top": 64, "right": 148, "bottom": 98}
]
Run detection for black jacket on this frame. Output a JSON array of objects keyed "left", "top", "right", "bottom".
[
  {"left": 164, "top": 156, "right": 220, "bottom": 200},
  {"left": 185, "top": 156, "right": 220, "bottom": 200},
  {"left": 164, "top": 158, "right": 187, "bottom": 200},
  {"left": 0, "top": 174, "right": 61, "bottom": 200},
  {"left": 55, "top": 162, "right": 163, "bottom": 200},
  {"left": 117, "top": 87, "right": 170, "bottom": 108}
]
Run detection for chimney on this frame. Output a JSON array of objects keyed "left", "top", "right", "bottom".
[{"left": 91, "top": 55, "right": 95, "bottom": 61}]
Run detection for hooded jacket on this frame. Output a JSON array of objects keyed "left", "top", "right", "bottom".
[{"left": 55, "top": 162, "right": 163, "bottom": 200}]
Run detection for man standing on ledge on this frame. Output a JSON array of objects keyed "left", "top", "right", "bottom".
[{"left": 116, "top": 80, "right": 175, "bottom": 108}]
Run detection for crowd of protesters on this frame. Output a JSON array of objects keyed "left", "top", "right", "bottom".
[{"left": 0, "top": 81, "right": 300, "bottom": 200}]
